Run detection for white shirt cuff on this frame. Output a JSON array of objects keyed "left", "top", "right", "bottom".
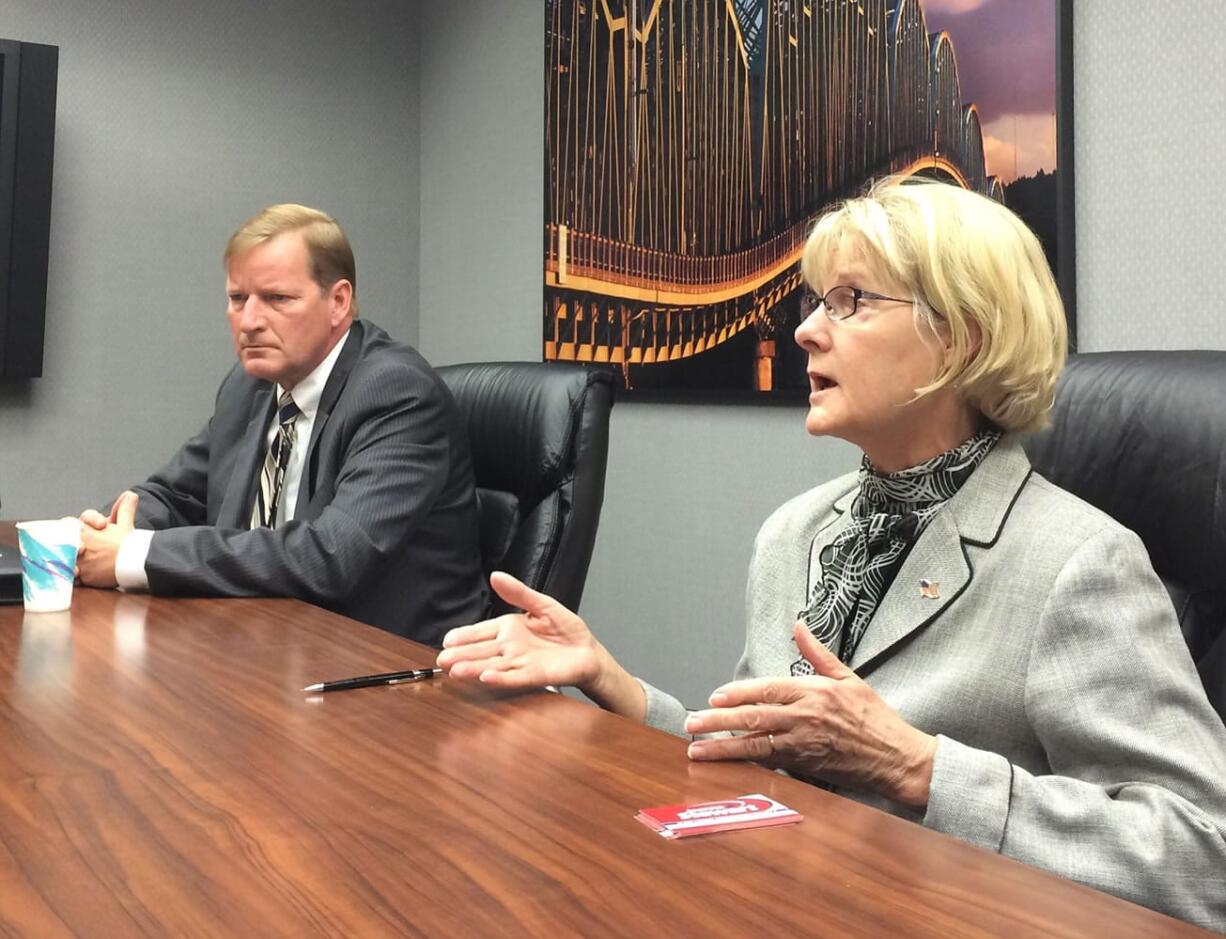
[{"left": 115, "top": 528, "right": 153, "bottom": 591}]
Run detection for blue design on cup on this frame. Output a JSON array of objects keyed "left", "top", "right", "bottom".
[{"left": 17, "top": 529, "right": 77, "bottom": 603}]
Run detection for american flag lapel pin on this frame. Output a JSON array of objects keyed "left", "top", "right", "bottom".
[{"left": 919, "top": 578, "right": 940, "bottom": 600}]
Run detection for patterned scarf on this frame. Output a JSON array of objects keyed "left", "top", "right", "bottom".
[{"left": 791, "top": 428, "right": 1001, "bottom": 674}]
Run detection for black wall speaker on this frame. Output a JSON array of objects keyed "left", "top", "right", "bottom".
[{"left": 0, "top": 39, "right": 58, "bottom": 380}]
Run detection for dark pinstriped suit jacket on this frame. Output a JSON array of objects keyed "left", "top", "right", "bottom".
[{"left": 125, "top": 320, "right": 487, "bottom": 645}]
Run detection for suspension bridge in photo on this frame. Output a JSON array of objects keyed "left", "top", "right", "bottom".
[{"left": 544, "top": 0, "right": 1002, "bottom": 390}]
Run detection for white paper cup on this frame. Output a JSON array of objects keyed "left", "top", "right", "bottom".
[{"left": 16, "top": 519, "right": 81, "bottom": 613}]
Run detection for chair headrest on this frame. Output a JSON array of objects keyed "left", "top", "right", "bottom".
[
  {"left": 437, "top": 362, "right": 615, "bottom": 511},
  {"left": 1022, "top": 351, "right": 1226, "bottom": 592}
]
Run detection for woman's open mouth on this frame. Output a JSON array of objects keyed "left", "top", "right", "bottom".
[{"left": 809, "top": 373, "right": 837, "bottom": 393}]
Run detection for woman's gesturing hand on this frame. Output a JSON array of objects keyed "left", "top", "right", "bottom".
[
  {"left": 684, "top": 622, "right": 937, "bottom": 809},
  {"left": 436, "top": 572, "right": 646, "bottom": 720}
]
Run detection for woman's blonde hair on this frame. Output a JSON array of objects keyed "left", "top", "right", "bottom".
[
  {"left": 225, "top": 203, "right": 359, "bottom": 318},
  {"left": 800, "top": 178, "right": 1066, "bottom": 433}
]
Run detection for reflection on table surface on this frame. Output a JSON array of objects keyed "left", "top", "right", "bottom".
[{"left": 0, "top": 584, "right": 1213, "bottom": 938}]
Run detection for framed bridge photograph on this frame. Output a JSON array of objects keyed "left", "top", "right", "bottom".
[{"left": 543, "top": 0, "right": 1075, "bottom": 396}]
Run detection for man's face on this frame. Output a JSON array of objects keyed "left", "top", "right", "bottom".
[{"left": 226, "top": 231, "right": 351, "bottom": 390}]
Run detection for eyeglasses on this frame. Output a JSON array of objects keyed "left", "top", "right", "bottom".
[{"left": 800, "top": 285, "right": 915, "bottom": 322}]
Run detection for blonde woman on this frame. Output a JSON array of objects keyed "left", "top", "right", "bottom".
[{"left": 438, "top": 180, "right": 1226, "bottom": 931}]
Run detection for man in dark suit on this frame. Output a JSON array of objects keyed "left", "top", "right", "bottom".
[{"left": 76, "top": 204, "right": 486, "bottom": 645}]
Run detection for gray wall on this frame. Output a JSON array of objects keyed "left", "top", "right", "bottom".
[
  {"left": 417, "top": 0, "right": 1226, "bottom": 706},
  {"left": 0, "top": 0, "right": 421, "bottom": 516},
  {"left": 1073, "top": 1, "right": 1226, "bottom": 351}
]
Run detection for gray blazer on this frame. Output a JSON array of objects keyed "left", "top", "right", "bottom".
[
  {"left": 126, "top": 320, "right": 486, "bottom": 645},
  {"left": 643, "top": 436, "right": 1226, "bottom": 930}
]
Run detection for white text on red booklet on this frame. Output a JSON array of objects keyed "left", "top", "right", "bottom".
[{"left": 635, "top": 794, "right": 803, "bottom": 839}]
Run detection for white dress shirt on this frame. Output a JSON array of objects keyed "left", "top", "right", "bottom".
[{"left": 115, "top": 329, "right": 351, "bottom": 590}]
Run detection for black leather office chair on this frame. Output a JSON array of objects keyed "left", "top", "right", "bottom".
[
  {"left": 437, "top": 362, "right": 615, "bottom": 616},
  {"left": 1022, "top": 351, "right": 1226, "bottom": 721}
]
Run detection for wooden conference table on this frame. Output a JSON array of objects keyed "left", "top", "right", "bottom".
[{"left": 0, "top": 584, "right": 1213, "bottom": 935}]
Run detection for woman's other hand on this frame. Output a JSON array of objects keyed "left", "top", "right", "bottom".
[
  {"left": 436, "top": 571, "right": 646, "bottom": 720},
  {"left": 684, "top": 621, "right": 937, "bottom": 809}
]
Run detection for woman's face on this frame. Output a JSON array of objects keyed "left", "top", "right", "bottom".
[{"left": 794, "top": 244, "right": 977, "bottom": 472}]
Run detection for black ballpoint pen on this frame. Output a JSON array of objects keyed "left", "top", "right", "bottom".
[{"left": 302, "top": 667, "right": 442, "bottom": 693}]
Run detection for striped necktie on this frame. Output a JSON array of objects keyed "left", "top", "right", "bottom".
[{"left": 250, "top": 391, "right": 301, "bottom": 529}]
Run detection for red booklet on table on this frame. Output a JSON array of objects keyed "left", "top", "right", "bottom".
[{"left": 635, "top": 793, "right": 803, "bottom": 839}]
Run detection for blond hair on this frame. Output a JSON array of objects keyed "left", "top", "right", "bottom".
[
  {"left": 800, "top": 178, "right": 1066, "bottom": 433},
  {"left": 225, "top": 203, "right": 359, "bottom": 317}
]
